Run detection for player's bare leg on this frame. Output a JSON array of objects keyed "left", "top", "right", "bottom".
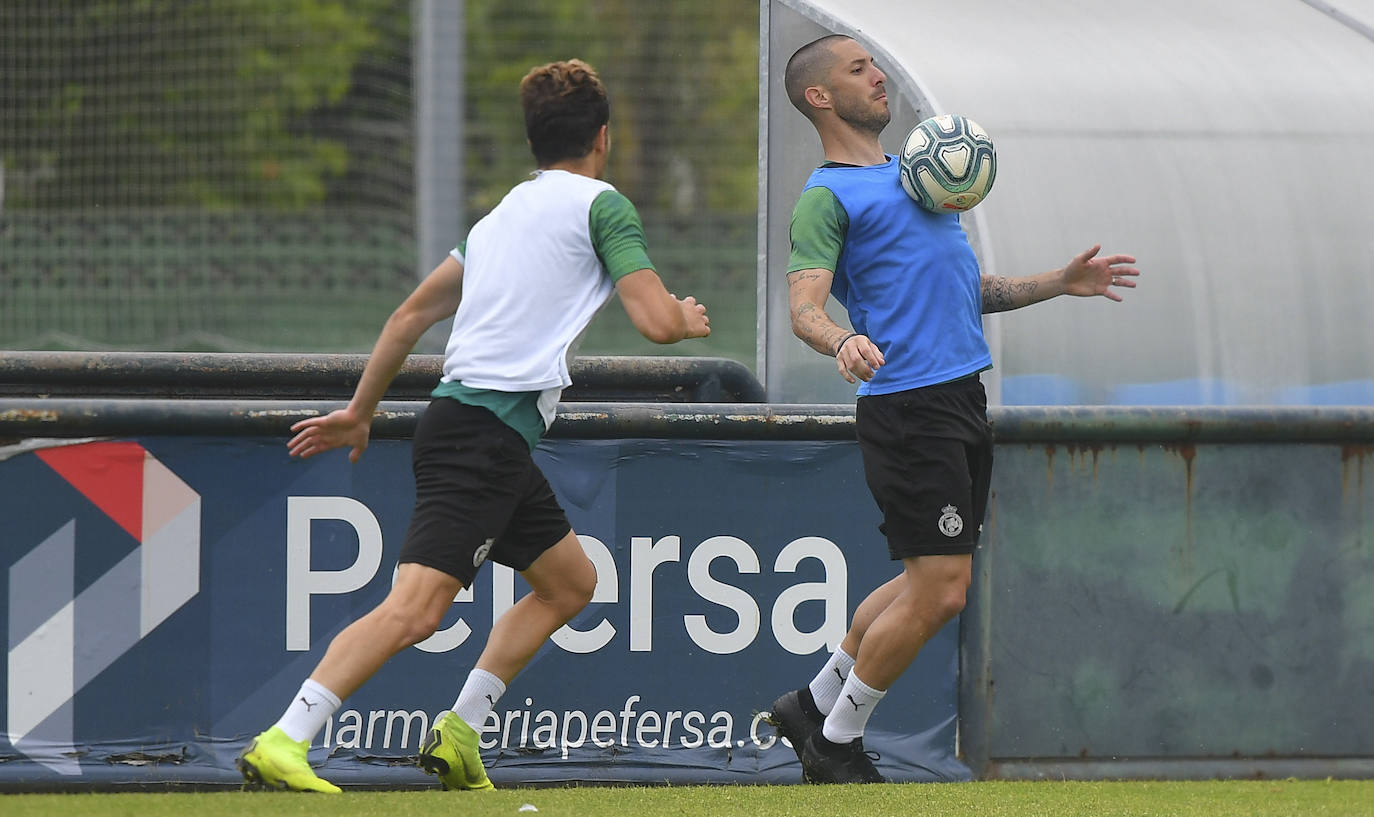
[
  {"left": 838, "top": 573, "right": 906, "bottom": 658},
  {"left": 417, "top": 531, "right": 595, "bottom": 791},
  {"left": 312, "top": 563, "right": 466, "bottom": 698},
  {"left": 238, "top": 563, "right": 462, "bottom": 792},
  {"left": 478, "top": 530, "right": 597, "bottom": 681},
  {"left": 851, "top": 554, "right": 971, "bottom": 689},
  {"left": 800, "top": 554, "right": 971, "bottom": 784}
]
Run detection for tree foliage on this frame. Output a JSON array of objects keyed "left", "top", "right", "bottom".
[
  {"left": 462, "top": 0, "right": 759, "bottom": 219},
  {"left": 2, "top": 0, "right": 758, "bottom": 215},
  {"left": 0, "top": 1, "right": 760, "bottom": 357},
  {"left": 1, "top": 0, "right": 396, "bottom": 209}
]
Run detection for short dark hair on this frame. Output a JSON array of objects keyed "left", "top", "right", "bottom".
[
  {"left": 520, "top": 59, "right": 610, "bottom": 166},
  {"left": 784, "top": 34, "right": 853, "bottom": 121}
]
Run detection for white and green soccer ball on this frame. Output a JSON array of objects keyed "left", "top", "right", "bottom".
[{"left": 899, "top": 113, "right": 997, "bottom": 213}]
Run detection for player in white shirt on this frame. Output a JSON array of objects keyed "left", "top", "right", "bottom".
[{"left": 237, "top": 59, "right": 710, "bottom": 793}]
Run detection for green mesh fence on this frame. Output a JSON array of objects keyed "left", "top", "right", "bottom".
[
  {"left": 0, "top": 0, "right": 758, "bottom": 363},
  {"left": 1, "top": 209, "right": 412, "bottom": 351}
]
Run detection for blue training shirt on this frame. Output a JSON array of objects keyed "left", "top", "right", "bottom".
[{"left": 789, "top": 155, "right": 992, "bottom": 396}]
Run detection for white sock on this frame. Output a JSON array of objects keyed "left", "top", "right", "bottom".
[
  {"left": 452, "top": 668, "right": 506, "bottom": 732},
  {"left": 274, "top": 678, "right": 342, "bottom": 743},
  {"left": 821, "top": 670, "right": 885, "bottom": 744},
  {"left": 808, "top": 647, "right": 856, "bottom": 715}
]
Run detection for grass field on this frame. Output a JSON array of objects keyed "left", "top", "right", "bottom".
[{"left": 3, "top": 780, "right": 1369, "bottom": 817}]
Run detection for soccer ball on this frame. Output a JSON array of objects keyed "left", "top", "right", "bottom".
[{"left": 899, "top": 114, "right": 997, "bottom": 213}]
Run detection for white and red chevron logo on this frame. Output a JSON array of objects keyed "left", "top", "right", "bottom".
[{"left": 7, "top": 442, "right": 201, "bottom": 775}]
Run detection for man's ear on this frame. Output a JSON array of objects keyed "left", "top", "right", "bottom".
[{"left": 804, "top": 86, "right": 831, "bottom": 111}]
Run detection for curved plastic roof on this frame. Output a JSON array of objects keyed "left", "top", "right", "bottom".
[{"left": 761, "top": 0, "right": 1374, "bottom": 405}]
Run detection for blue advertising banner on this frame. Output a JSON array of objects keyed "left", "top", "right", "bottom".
[{"left": 0, "top": 436, "right": 967, "bottom": 787}]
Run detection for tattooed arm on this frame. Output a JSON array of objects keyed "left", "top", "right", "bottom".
[
  {"left": 788, "top": 266, "right": 885, "bottom": 384},
  {"left": 787, "top": 267, "right": 851, "bottom": 355},
  {"left": 982, "top": 245, "right": 1141, "bottom": 313},
  {"left": 980, "top": 273, "right": 1051, "bottom": 313}
]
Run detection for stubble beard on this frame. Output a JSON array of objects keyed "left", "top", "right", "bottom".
[{"left": 835, "top": 96, "right": 890, "bottom": 136}]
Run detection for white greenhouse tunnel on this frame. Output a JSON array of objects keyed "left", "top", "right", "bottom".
[{"left": 759, "top": 0, "right": 1374, "bottom": 406}]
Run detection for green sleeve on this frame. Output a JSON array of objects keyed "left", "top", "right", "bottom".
[
  {"left": 589, "top": 190, "right": 655, "bottom": 281},
  {"left": 787, "top": 186, "right": 848, "bottom": 273}
]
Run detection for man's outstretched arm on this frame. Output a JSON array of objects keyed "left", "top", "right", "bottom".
[{"left": 982, "top": 244, "right": 1139, "bottom": 313}]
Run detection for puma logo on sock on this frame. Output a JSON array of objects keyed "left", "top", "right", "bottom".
[
  {"left": 299, "top": 697, "right": 319, "bottom": 711},
  {"left": 845, "top": 694, "right": 863, "bottom": 711}
]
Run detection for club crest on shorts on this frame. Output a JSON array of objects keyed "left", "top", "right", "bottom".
[
  {"left": 473, "top": 537, "right": 495, "bottom": 568},
  {"left": 938, "top": 504, "right": 964, "bottom": 537}
]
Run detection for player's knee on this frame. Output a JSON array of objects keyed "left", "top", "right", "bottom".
[
  {"left": 399, "top": 613, "right": 443, "bottom": 646},
  {"left": 566, "top": 561, "right": 597, "bottom": 614},
  {"left": 376, "top": 600, "right": 445, "bottom": 647},
  {"left": 526, "top": 545, "right": 597, "bottom": 623},
  {"left": 913, "top": 566, "right": 970, "bottom": 624},
  {"left": 934, "top": 585, "right": 968, "bottom": 622},
  {"left": 552, "top": 557, "right": 597, "bottom": 619},
  {"left": 936, "top": 569, "right": 972, "bottom": 620}
]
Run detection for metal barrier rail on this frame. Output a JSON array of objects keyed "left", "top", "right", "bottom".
[
  {"left": 2, "top": 399, "right": 1374, "bottom": 442},
  {"left": 0, "top": 352, "right": 766, "bottom": 403}
]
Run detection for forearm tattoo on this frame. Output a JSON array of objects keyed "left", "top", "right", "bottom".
[
  {"left": 788, "top": 269, "right": 848, "bottom": 356},
  {"left": 981, "top": 275, "right": 1039, "bottom": 313}
]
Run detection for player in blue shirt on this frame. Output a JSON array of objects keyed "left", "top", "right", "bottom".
[{"left": 768, "top": 34, "right": 1140, "bottom": 784}]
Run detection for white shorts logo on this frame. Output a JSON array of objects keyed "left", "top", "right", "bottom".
[
  {"left": 938, "top": 504, "right": 964, "bottom": 538},
  {"left": 472, "top": 537, "right": 495, "bottom": 568}
]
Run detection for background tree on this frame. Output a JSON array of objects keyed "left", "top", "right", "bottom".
[
  {"left": 0, "top": 0, "right": 760, "bottom": 361},
  {"left": 0, "top": 0, "right": 396, "bottom": 209},
  {"left": 462, "top": 0, "right": 758, "bottom": 220}
]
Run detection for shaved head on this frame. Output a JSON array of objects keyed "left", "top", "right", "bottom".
[{"left": 784, "top": 34, "right": 853, "bottom": 121}]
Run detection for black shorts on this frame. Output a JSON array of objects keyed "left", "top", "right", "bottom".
[
  {"left": 855, "top": 376, "right": 994, "bottom": 559},
  {"left": 397, "top": 397, "right": 571, "bottom": 586}
]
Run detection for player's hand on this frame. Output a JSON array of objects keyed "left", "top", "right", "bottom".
[
  {"left": 1062, "top": 244, "right": 1139, "bottom": 302},
  {"left": 287, "top": 408, "right": 372, "bottom": 463},
  {"left": 677, "top": 295, "right": 711, "bottom": 339},
  {"left": 837, "top": 333, "right": 884, "bottom": 384}
]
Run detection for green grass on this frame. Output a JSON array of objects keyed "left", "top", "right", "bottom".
[{"left": 3, "top": 780, "right": 1369, "bottom": 817}]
